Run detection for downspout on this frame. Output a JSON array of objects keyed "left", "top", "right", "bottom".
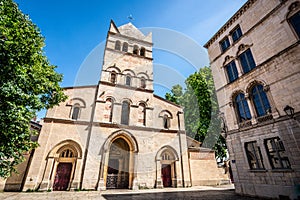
[
  {"left": 80, "top": 83, "right": 100, "bottom": 189},
  {"left": 177, "top": 111, "right": 185, "bottom": 187}
]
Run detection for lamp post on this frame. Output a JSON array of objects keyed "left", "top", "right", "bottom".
[{"left": 284, "top": 105, "right": 295, "bottom": 119}]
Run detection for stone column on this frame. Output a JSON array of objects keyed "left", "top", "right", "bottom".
[
  {"left": 71, "top": 159, "right": 82, "bottom": 190},
  {"left": 39, "top": 157, "right": 55, "bottom": 191},
  {"left": 97, "top": 152, "right": 107, "bottom": 191},
  {"left": 156, "top": 161, "right": 163, "bottom": 188},
  {"left": 175, "top": 161, "right": 182, "bottom": 187},
  {"left": 245, "top": 93, "right": 257, "bottom": 124},
  {"left": 132, "top": 152, "right": 139, "bottom": 190}
]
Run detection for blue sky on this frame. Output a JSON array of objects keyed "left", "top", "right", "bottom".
[{"left": 13, "top": 0, "right": 247, "bottom": 118}]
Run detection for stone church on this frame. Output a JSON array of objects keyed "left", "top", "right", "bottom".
[{"left": 2, "top": 21, "right": 228, "bottom": 191}]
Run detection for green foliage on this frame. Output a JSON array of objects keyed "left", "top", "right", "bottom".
[
  {"left": 0, "top": 0, "right": 67, "bottom": 178},
  {"left": 165, "top": 67, "right": 227, "bottom": 161}
]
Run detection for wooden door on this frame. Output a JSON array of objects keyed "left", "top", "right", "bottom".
[
  {"left": 162, "top": 164, "right": 172, "bottom": 187},
  {"left": 53, "top": 163, "right": 72, "bottom": 191}
]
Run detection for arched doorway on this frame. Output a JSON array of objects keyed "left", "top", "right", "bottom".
[
  {"left": 98, "top": 131, "right": 139, "bottom": 190},
  {"left": 155, "top": 146, "right": 179, "bottom": 188},
  {"left": 37, "top": 140, "right": 82, "bottom": 191},
  {"left": 106, "top": 138, "right": 130, "bottom": 189},
  {"left": 53, "top": 148, "right": 76, "bottom": 191}
]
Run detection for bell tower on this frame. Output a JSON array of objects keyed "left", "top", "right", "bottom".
[{"left": 100, "top": 20, "right": 153, "bottom": 91}]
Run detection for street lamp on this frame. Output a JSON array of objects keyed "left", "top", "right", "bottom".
[{"left": 284, "top": 105, "right": 295, "bottom": 119}]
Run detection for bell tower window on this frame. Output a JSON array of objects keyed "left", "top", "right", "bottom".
[
  {"left": 125, "top": 75, "right": 131, "bottom": 86},
  {"left": 110, "top": 71, "right": 117, "bottom": 84},
  {"left": 115, "top": 40, "right": 121, "bottom": 51},
  {"left": 133, "top": 45, "right": 139, "bottom": 55},
  {"left": 122, "top": 42, "right": 128, "bottom": 52},
  {"left": 140, "top": 47, "right": 146, "bottom": 56}
]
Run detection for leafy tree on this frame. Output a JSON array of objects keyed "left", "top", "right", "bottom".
[
  {"left": 0, "top": 0, "right": 67, "bottom": 178},
  {"left": 166, "top": 67, "right": 227, "bottom": 161}
]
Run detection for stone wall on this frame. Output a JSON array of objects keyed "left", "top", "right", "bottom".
[{"left": 188, "top": 148, "right": 230, "bottom": 186}]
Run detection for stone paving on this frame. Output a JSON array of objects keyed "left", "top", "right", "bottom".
[{"left": 0, "top": 185, "right": 267, "bottom": 200}]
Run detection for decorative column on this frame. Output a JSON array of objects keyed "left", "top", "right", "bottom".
[{"left": 245, "top": 93, "right": 257, "bottom": 124}]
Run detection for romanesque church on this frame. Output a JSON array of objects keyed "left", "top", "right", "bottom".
[{"left": 2, "top": 21, "right": 228, "bottom": 191}]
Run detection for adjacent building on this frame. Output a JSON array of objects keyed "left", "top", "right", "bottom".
[{"left": 205, "top": 0, "right": 300, "bottom": 199}]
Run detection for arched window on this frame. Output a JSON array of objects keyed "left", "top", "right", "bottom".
[
  {"left": 251, "top": 85, "right": 271, "bottom": 117},
  {"left": 110, "top": 71, "right": 117, "bottom": 83},
  {"left": 105, "top": 98, "right": 114, "bottom": 122},
  {"left": 122, "top": 42, "right": 128, "bottom": 52},
  {"left": 162, "top": 152, "right": 171, "bottom": 160},
  {"left": 60, "top": 149, "right": 74, "bottom": 158},
  {"left": 140, "top": 47, "right": 146, "bottom": 56},
  {"left": 287, "top": 2, "right": 300, "bottom": 38},
  {"left": 138, "top": 103, "right": 146, "bottom": 126},
  {"left": 115, "top": 40, "right": 121, "bottom": 51},
  {"left": 71, "top": 103, "right": 80, "bottom": 120},
  {"left": 121, "top": 101, "right": 130, "bottom": 125},
  {"left": 133, "top": 45, "right": 139, "bottom": 55},
  {"left": 125, "top": 75, "right": 131, "bottom": 86},
  {"left": 140, "top": 77, "right": 146, "bottom": 88},
  {"left": 235, "top": 93, "right": 251, "bottom": 122},
  {"left": 163, "top": 114, "right": 170, "bottom": 129}
]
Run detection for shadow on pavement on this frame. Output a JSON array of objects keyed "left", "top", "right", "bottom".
[{"left": 102, "top": 189, "right": 265, "bottom": 200}]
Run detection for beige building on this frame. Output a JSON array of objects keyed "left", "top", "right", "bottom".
[
  {"left": 2, "top": 21, "right": 228, "bottom": 192},
  {"left": 205, "top": 0, "right": 300, "bottom": 199}
]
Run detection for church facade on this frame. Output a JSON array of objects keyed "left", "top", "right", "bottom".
[{"left": 5, "top": 21, "right": 228, "bottom": 191}]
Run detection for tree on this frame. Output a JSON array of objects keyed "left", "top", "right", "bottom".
[
  {"left": 0, "top": 0, "right": 67, "bottom": 178},
  {"left": 165, "top": 67, "right": 227, "bottom": 161}
]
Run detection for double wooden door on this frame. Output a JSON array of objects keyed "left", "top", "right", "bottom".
[
  {"left": 53, "top": 163, "right": 72, "bottom": 191},
  {"left": 161, "top": 164, "right": 172, "bottom": 187}
]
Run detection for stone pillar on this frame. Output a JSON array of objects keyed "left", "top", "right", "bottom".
[
  {"left": 245, "top": 94, "right": 257, "bottom": 124},
  {"left": 132, "top": 152, "right": 139, "bottom": 190},
  {"left": 71, "top": 159, "right": 82, "bottom": 190},
  {"left": 236, "top": 62, "right": 243, "bottom": 77},
  {"left": 156, "top": 161, "right": 163, "bottom": 188},
  {"left": 39, "top": 157, "right": 55, "bottom": 191},
  {"left": 175, "top": 161, "right": 182, "bottom": 187},
  {"left": 97, "top": 153, "right": 107, "bottom": 191}
]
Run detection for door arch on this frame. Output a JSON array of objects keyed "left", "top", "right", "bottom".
[
  {"left": 106, "top": 138, "right": 130, "bottom": 189},
  {"left": 45, "top": 140, "right": 82, "bottom": 191},
  {"left": 155, "top": 146, "right": 179, "bottom": 188},
  {"left": 98, "top": 130, "right": 138, "bottom": 190}
]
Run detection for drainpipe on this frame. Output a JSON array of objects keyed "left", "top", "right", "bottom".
[
  {"left": 80, "top": 82, "right": 100, "bottom": 189},
  {"left": 177, "top": 111, "right": 185, "bottom": 187}
]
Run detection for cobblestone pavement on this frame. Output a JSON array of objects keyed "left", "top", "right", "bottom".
[{"left": 0, "top": 185, "right": 267, "bottom": 200}]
